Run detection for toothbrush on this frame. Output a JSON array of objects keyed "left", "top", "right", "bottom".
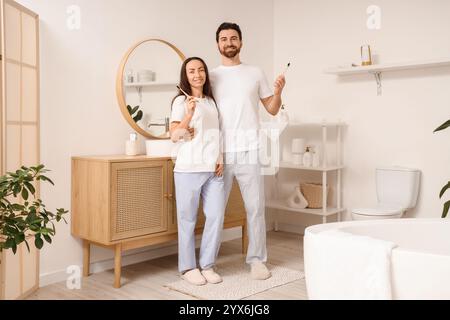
[
  {"left": 268, "top": 62, "right": 290, "bottom": 112},
  {"left": 177, "top": 85, "right": 199, "bottom": 102},
  {"left": 282, "top": 62, "right": 291, "bottom": 76}
]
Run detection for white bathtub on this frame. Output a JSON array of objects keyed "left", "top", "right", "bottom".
[{"left": 304, "top": 218, "right": 450, "bottom": 300}]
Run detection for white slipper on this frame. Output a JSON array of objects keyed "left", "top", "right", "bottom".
[
  {"left": 250, "top": 261, "right": 272, "bottom": 280},
  {"left": 181, "top": 268, "right": 206, "bottom": 286},
  {"left": 201, "top": 268, "right": 223, "bottom": 284}
]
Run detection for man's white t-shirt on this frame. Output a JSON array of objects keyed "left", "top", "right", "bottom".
[
  {"left": 170, "top": 95, "right": 221, "bottom": 173},
  {"left": 210, "top": 63, "right": 273, "bottom": 152}
]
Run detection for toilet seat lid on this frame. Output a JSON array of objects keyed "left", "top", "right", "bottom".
[{"left": 352, "top": 205, "right": 403, "bottom": 216}]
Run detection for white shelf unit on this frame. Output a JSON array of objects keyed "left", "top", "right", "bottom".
[
  {"left": 268, "top": 122, "right": 346, "bottom": 226},
  {"left": 324, "top": 57, "right": 450, "bottom": 96}
]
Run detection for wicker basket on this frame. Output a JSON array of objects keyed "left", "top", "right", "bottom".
[{"left": 300, "top": 183, "right": 328, "bottom": 209}]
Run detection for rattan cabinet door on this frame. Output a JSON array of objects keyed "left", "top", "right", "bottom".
[{"left": 111, "top": 161, "right": 168, "bottom": 241}]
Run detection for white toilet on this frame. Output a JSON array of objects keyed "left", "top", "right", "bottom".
[{"left": 351, "top": 166, "right": 421, "bottom": 220}]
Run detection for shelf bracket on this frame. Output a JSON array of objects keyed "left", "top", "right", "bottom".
[
  {"left": 371, "top": 71, "right": 382, "bottom": 96},
  {"left": 135, "top": 86, "right": 143, "bottom": 102}
]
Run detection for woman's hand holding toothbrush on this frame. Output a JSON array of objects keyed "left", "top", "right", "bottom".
[{"left": 186, "top": 96, "right": 197, "bottom": 116}]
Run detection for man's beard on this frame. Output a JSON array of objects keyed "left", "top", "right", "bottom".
[{"left": 220, "top": 45, "right": 241, "bottom": 58}]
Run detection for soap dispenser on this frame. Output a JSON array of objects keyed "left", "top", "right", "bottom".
[
  {"left": 125, "top": 133, "right": 139, "bottom": 156},
  {"left": 303, "top": 146, "right": 312, "bottom": 167}
]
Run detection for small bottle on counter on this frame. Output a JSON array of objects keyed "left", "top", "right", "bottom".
[
  {"left": 125, "top": 133, "right": 139, "bottom": 156},
  {"left": 303, "top": 146, "right": 312, "bottom": 167}
]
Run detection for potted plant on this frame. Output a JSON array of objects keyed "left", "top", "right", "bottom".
[
  {"left": 434, "top": 120, "right": 450, "bottom": 218},
  {"left": 0, "top": 165, "right": 68, "bottom": 254}
]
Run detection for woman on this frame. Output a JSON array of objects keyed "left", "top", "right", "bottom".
[{"left": 170, "top": 57, "right": 224, "bottom": 286}]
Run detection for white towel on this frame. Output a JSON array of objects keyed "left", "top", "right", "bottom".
[{"left": 304, "top": 229, "right": 397, "bottom": 300}]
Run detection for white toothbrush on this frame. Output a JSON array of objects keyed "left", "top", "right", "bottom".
[{"left": 282, "top": 62, "right": 291, "bottom": 76}]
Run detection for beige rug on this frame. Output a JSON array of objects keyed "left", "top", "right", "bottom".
[{"left": 164, "top": 255, "right": 305, "bottom": 300}]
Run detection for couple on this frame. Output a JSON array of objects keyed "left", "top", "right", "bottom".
[{"left": 169, "top": 22, "right": 286, "bottom": 286}]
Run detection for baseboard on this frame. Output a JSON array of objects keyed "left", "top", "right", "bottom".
[{"left": 39, "top": 227, "right": 243, "bottom": 288}]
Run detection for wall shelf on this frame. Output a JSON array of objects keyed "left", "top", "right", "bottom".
[
  {"left": 124, "top": 81, "right": 178, "bottom": 102},
  {"left": 260, "top": 121, "right": 346, "bottom": 137},
  {"left": 288, "top": 121, "right": 347, "bottom": 127},
  {"left": 279, "top": 162, "right": 344, "bottom": 171},
  {"left": 124, "top": 81, "right": 178, "bottom": 87},
  {"left": 324, "top": 57, "right": 450, "bottom": 96}
]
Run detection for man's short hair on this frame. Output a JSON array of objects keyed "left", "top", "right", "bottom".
[{"left": 216, "top": 22, "right": 242, "bottom": 42}]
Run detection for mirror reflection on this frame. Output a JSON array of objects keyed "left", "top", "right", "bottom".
[{"left": 122, "top": 40, "right": 184, "bottom": 138}]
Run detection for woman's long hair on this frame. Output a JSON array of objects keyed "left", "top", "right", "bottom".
[{"left": 172, "top": 57, "right": 216, "bottom": 106}]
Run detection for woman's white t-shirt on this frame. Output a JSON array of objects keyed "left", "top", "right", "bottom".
[{"left": 170, "top": 95, "right": 221, "bottom": 173}]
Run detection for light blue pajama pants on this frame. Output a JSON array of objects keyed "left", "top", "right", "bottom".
[
  {"left": 174, "top": 172, "right": 225, "bottom": 273},
  {"left": 223, "top": 150, "right": 267, "bottom": 264}
]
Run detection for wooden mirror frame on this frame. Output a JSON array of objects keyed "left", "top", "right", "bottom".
[{"left": 116, "top": 39, "right": 186, "bottom": 139}]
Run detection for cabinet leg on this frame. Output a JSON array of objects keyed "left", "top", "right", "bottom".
[
  {"left": 83, "top": 240, "right": 90, "bottom": 277},
  {"left": 242, "top": 221, "right": 248, "bottom": 255},
  {"left": 114, "top": 244, "right": 122, "bottom": 288},
  {"left": 322, "top": 216, "right": 327, "bottom": 224}
]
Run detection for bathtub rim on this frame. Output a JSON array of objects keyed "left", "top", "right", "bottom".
[{"left": 304, "top": 218, "right": 448, "bottom": 235}]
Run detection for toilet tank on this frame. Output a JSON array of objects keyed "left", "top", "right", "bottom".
[{"left": 376, "top": 166, "right": 421, "bottom": 209}]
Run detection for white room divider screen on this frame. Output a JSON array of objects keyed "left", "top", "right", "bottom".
[{"left": 0, "top": 0, "right": 40, "bottom": 300}]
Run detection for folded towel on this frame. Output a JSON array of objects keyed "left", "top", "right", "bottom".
[{"left": 304, "top": 229, "right": 397, "bottom": 300}]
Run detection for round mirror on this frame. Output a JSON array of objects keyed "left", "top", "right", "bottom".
[{"left": 116, "top": 39, "right": 186, "bottom": 139}]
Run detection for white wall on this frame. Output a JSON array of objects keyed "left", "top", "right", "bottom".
[
  {"left": 17, "top": 0, "right": 274, "bottom": 285},
  {"left": 272, "top": 0, "right": 450, "bottom": 230}
]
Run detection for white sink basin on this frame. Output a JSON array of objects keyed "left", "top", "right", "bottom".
[{"left": 145, "top": 139, "right": 176, "bottom": 157}]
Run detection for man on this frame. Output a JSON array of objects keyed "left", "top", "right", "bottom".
[{"left": 210, "top": 22, "right": 286, "bottom": 280}]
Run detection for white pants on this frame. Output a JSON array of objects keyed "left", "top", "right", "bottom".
[
  {"left": 174, "top": 172, "right": 225, "bottom": 273},
  {"left": 223, "top": 150, "right": 267, "bottom": 264}
]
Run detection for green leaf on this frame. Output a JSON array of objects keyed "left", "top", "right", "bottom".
[
  {"left": 37, "top": 175, "right": 54, "bottom": 185},
  {"left": 130, "top": 106, "right": 139, "bottom": 115},
  {"left": 5, "top": 225, "right": 17, "bottom": 234},
  {"left": 34, "top": 235, "right": 44, "bottom": 249},
  {"left": 439, "top": 181, "right": 450, "bottom": 199},
  {"left": 24, "top": 181, "right": 36, "bottom": 195},
  {"left": 13, "top": 184, "right": 21, "bottom": 196},
  {"left": 21, "top": 187, "right": 29, "bottom": 200},
  {"left": 434, "top": 120, "right": 450, "bottom": 133},
  {"left": 23, "top": 239, "right": 30, "bottom": 252},
  {"left": 11, "top": 203, "right": 24, "bottom": 211},
  {"left": 134, "top": 110, "right": 143, "bottom": 122},
  {"left": 5, "top": 238, "right": 15, "bottom": 249},
  {"left": 43, "top": 234, "right": 52, "bottom": 244},
  {"left": 442, "top": 200, "right": 450, "bottom": 218},
  {"left": 14, "top": 233, "right": 25, "bottom": 245}
]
